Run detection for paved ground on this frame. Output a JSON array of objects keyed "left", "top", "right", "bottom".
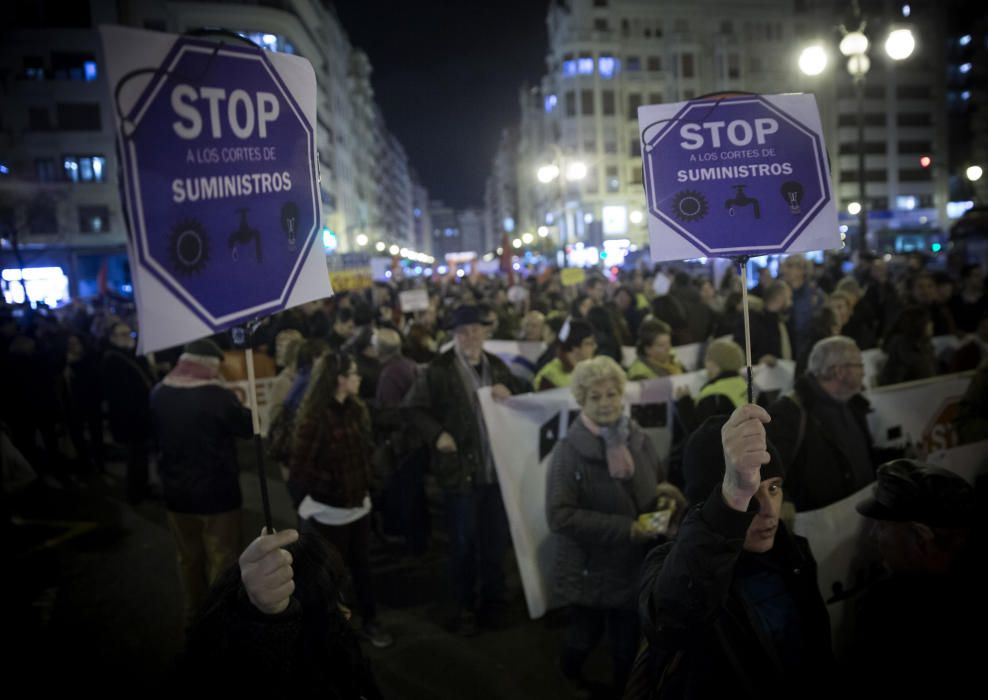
[{"left": 8, "top": 444, "right": 618, "bottom": 698}]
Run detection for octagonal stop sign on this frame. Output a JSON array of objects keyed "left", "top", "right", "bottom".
[
  {"left": 103, "top": 26, "right": 329, "bottom": 352},
  {"left": 638, "top": 93, "right": 839, "bottom": 260}
]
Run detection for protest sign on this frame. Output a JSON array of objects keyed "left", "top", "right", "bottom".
[
  {"left": 101, "top": 26, "right": 332, "bottom": 354},
  {"left": 639, "top": 93, "right": 839, "bottom": 261},
  {"left": 398, "top": 288, "right": 430, "bottom": 312},
  {"left": 328, "top": 252, "right": 373, "bottom": 292},
  {"left": 560, "top": 268, "right": 587, "bottom": 287}
]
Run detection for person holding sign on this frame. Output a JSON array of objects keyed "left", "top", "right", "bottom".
[
  {"left": 546, "top": 356, "right": 670, "bottom": 697},
  {"left": 630, "top": 406, "right": 834, "bottom": 699},
  {"left": 181, "top": 528, "right": 383, "bottom": 699}
]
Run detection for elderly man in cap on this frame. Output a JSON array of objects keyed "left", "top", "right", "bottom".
[
  {"left": 404, "top": 305, "right": 524, "bottom": 635},
  {"left": 849, "top": 460, "right": 982, "bottom": 697},
  {"left": 631, "top": 405, "right": 835, "bottom": 698},
  {"left": 150, "top": 338, "right": 253, "bottom": 627}
]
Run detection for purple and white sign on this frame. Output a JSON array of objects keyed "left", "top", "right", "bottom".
[
  {"left": 101, "top": 26, "right": 333, "bottom": 353},
  {"left": 638, "top": 93, "right": 840, "bottom": 262}
]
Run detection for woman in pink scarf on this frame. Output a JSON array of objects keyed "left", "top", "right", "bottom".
[{"left": 546, "top": 355, "right": 683, "bottom": 697}]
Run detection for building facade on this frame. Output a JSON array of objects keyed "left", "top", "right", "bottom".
[
  {"left": 516, "top": 0, "right": 949, "bottom": 256},
  {"left": 484, "top": 128, "right": 520, "bottom": 256},
  {"left": 0, "top": 0, "right": 427, "bottom": 303}
]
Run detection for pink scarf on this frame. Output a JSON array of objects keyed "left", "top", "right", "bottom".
[
  {"left": 580, "top": 413, "right": 635, "bottom": 481},
  {"left": 162, "top": 353, "right": 223, "bottom": 388}
]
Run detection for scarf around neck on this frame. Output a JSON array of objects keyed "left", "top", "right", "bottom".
[
  {"left": 162, "top": 353, "right": 222, "bottom": 388},
  {"left": 580, "top": 413, "right": 635, "bottom": 480},
  {"left": 453, "top": 345, "right": 496, "bottom": 483}
]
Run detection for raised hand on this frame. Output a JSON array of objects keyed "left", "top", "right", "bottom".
[{"left": 720, "top": 404, "right": 772, "bottom": 512}]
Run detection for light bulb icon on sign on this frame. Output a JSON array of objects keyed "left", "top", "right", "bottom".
[{"left": 780, "top": 181, "right": 804, "bottom": 215}]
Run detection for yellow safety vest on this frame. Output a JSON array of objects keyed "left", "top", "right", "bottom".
[{"left": 534, "top": 358, "right": 572, "bottom": 391}]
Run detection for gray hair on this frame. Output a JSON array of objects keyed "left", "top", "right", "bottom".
[
  {"left": 808, "top": 336, "right": 860, "bottom": 380},
  {"left": 570, "top": 355, "right": 626, "bottom": 406},
  {"left": 374, "top": 328, "right": 402, "bottom": 360}
]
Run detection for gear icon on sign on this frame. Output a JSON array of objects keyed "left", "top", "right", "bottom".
[
  {"left": 670, "top": 190, "right": 709, "bottom": 223},
  {"left": 168, "top": 219, "right": 210, "bottom": 275}
]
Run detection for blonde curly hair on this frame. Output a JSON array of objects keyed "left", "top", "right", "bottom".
[{"left": 571, "top": 355, "right": 626, "bottom": 406}]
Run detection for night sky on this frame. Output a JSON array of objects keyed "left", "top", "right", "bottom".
[{"left": 333, "top": 0, "right": 551, "bottom": 209}]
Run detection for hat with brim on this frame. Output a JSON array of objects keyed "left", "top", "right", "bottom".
[
  {"left": 446, "top": 305, "right": 494, "bottom": 330},
  {"left": 855, "top": 459, "right": 975, "bottom": 528}
]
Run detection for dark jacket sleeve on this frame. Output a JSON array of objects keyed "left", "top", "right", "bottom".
[
  {"left": 639, "top": 490, "right": 755, "bottom": 648},
  {"left": 546, "top": 441, "right": 636, "bottom": 546},
  {"left": 218, "top": 387, "right": 254, "bottom": 439},
  {"left": 402, "top": 364, "right": 445, "bottom": 447}
]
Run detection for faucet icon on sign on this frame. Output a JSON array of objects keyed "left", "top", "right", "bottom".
[
  {"left": 725, "top": 185, "right": 761, "bottom": 220},
  {"left": 229, "top": 208, "right": 263, "bottom": 263}
]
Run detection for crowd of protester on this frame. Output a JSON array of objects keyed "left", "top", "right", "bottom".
[{"left": 2, "top": 248, "right": 986, "bottom": 698}]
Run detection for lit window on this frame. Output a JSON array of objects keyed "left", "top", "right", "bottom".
[
  {"left": 62, "top": 155, "right": 105, "bottom": 183},
  {"left": 959, "top": 35, "right": 971, "bottom": 46},
  {"left": 84, "top": 61, "right": 97, "bottom": 81},
  {"left": 0, "top": 164, "right": 8, "bottom": 175},
  {"left": 563, "top": 59, "right": 578, "bottom": 76},
  {"left": 79, "top": 158, "right": 94, "bottom": 182},
  {"left": 64, "top": 158, "right": 79, "bottom": 182},
  {"left": 962, "top": 91, "right": 971, "bottom": 100},
  {"left": 960, "top": 63, "right": 972, "bottom": 74},
  {"left": 599, "top": 56, "right": 618, "bottom": 78},
  {"left": 577, "top": 57, "right": 595, "bottom": 74},
  {"left": 544, "top": 94, "right": 558, "bottom": 112},
  {"left": 896, "top": 195, "right": 918, "bottom": 210}
]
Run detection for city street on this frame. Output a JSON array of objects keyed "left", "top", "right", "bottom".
[{"left": 8, "top": 445, "right": 615, "bottom": 698}]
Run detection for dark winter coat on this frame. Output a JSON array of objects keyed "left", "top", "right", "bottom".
[
  {"left": 735, "top": 308, "right": 790, "bottom": 363},
  {"left": 403, "top": 348, "right": 522, "bottom": 491},
  {"left": 632, "top": 493, "right": 834, "bottom": 699},
  {"left": 150, "top": 382, "right": 252, "bottom": 514},
  {"left": 545, "top": 417, "right": 661, "bottom": 610},
  {"left": 877, "top": 334, "right": 936, "bottom": 386},
  {"left": 766, "top": 374, "right": 881, "bottom": 511},
  {"left": 102, "top": 347, "right": 155, "bottom": 443}
]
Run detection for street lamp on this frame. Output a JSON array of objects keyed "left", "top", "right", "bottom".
[
  {"left": 355, "top": 233, "right": 369, "bottom": 247},
  {"left": 535, "top": 149, "right": 586, "bottom": 265},
  {"left": 967, "top": 165, "right": 984, "bottom": 182},
  {"left": 798, "top": 8, "right": 916, "bottom": 253},
  {"left": 375, "top": 241, "right": 386, "bottom": 252}
]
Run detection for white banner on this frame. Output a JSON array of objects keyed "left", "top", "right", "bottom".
[
  {"left": 482, "top": 340, "right": 707, "bottom": 373},
  {"left": 865, "top": 371, "right": 974, "bottom": 452},
  {"left": 480, "top": 367, "right": 795, "bottom": 619},
  {"left": 481, "top": 363, "right": 976, "bottom": 619}
]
